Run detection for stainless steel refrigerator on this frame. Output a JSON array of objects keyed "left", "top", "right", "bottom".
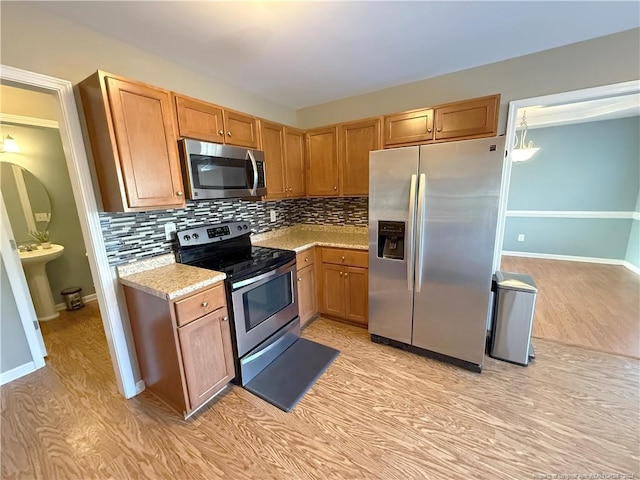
[{"left": 368, "top": 137, "right": 505, "bottom": 372}]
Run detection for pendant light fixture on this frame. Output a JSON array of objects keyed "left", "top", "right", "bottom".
[
  {"left": 0, "top": 134, "right": 20, "bottom": 153},
  {"left": 511, "top": 111, "right": 539, "bottom": 162}
]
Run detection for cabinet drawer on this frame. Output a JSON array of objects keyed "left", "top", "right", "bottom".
[
  {"left": 174, "top": 283, "right": 226, "bottom": 327},
  {"left": 296, "top": 248, "right": 315, "bottom": 270},
  {"left": 321, "top": 248, "right": 368, "bottom": 268}
]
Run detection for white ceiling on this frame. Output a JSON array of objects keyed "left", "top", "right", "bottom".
[{"left": 35, "top": 1, "right": 640, "bottom": 109}]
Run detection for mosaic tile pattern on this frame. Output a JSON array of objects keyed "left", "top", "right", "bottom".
[{"left": 100, "top": 197, "right": 369, "bottom": 266}]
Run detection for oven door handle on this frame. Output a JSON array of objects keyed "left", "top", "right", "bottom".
[
  {"left": 247, "top": 149, "right": 259, "bottom": 196},
  {"left": 232, "top": 259, "right": 296, "bottom": 290}
]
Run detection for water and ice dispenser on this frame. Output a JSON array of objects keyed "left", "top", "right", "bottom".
[{"left": 377, "top": 221, "right": 405, "bottom": 260}]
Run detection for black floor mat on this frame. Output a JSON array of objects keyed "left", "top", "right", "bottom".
[{"left": 244, "top": 338, "right": 339, "bottom": 412}]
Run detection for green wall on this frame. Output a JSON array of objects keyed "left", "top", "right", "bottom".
[
  {"left": 0, "top": 124, "right": 95, "bottom": 304},
  {"left": 504, "top": 117, "right": 640, "bottom": 262},
  {"left": 1, "top": 257, "right": 33, "bottom": 373}
]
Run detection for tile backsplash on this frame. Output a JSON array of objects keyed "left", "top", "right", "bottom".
[{"left": 101, "top": 197, "right": 368, "bottom": 266}]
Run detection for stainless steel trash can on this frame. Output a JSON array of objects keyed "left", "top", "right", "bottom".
[
  {"left": 61, "top": 287, "right": 84, "bottom": 311},
  {"left": 490, "top": 271, "right": 537, "bottom": 366}
]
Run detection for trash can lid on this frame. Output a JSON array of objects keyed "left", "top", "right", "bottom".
[{"left": 494, "top": 271, "right": 537, "bottom": 293}]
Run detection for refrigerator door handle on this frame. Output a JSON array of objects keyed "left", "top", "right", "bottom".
[
  {"left": 407, "top": 174, "right": 418, "bottom": 291},
  {"left": 415, "top": 173, "right": 426, "bottom": 292}
]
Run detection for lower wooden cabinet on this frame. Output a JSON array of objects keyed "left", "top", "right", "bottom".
[
  {"left": 296, "top": 248, "right": 317, "bottom": 327},
  {"left": 318, "top": 248, "right": 369, "bottom": 327},
  {"left": 122, "top": 281, "right": 234, "bottom": 418}
]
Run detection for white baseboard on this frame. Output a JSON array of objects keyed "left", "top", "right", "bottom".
[
  {"left": 135, "top": 380, "right": 146, "bottom": 394},
  {"left": 0, "top": 361, "right": 37, "bottom": 385},
  {"left": 502, "top": 251, "right": 640, "bottom": 275},
  {"left": 55, "top": 293, "right": 98, "bottom": 312}
]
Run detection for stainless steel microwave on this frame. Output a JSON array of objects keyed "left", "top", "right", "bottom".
[{"left": 179, "top": 139, "right": 266, "bottom": 199}]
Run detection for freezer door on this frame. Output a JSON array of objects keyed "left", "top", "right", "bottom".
[
  {"left": 368, "top": 147, "right": 419, "bottom": 343},
  {"left": 412, "top": 137, "right": 505, "bottom": 367}
]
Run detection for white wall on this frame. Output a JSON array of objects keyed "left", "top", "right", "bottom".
[
  {"left": 296, "top": 29, "right": 640, "bottom": 130},
  {"left": 0, "top": 2, "right": 297, "bottom": 126}
]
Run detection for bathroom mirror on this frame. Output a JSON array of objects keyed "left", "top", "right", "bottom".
[{"left": 0, "top": 162, "right": 52, "bottom": 243}]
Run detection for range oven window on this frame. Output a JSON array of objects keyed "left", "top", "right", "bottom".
[
  {"left": 242, "top": 271, "right": 293, "bottom": 331},
  {"left": 191, "top": 155, "right": 253, "bottom": 190}
]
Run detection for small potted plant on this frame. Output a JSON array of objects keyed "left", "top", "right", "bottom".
[{"left": 29, "top": 230, "right": 51, "bottom": 249}]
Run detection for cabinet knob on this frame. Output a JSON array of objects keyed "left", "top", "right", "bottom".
[
  {"left": 345, "top": 272, "right": 349, "bottom": 278},
  {"left": 341, "top": 256, "right": 345, "bottom": 261},
  {"left": 427, "top": 128, "right": 432, "bottom": 133},
  {"left": 304, "top": 257, "right": 309, "bottom": 262},
  {"left": 436, "top": 127, "right": 442, "bottom": 132},
  {"left": 333, "top": 186, "right": 337, "bottom": 191},
  {"left": 339, "top": 272, "right": 343, "bottom": 276},
  {"left": 201, "top": 301, "right": 208, "bottom": 307},
  {"left": 176, "top": 191, "right": 183, "bottom": 196},
  {"left": 298, "top": 277, "right": 302, "bottom": 281},
  {"left": 227, "top": 131, "right": 232, "bottom": 137},
  {"left": 218, "top": 130, "right": 224, "bottom": 136},
  {"left": 222, "top": 316, "right": 229, "bottom": 322}
]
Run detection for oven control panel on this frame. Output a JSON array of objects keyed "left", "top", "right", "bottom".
[{"left": 176, "top": 221, "right": 250, "bottom": 247}]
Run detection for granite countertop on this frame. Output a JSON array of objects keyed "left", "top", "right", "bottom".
[
  {"left": 117, "top": 254, "right": 226, "bottom": 301},
  {"left": 252, "top": 225, "right": 369, "bottom": 252}
]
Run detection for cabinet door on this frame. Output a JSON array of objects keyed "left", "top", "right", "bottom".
[
  {"left": 297, "top": 264, "right": 316, "bottom": 328},
  {"left": 339, "top": 118, "right": 381, "bottom": 196},
  {"left": 345, "top": 267, "right": 368, "bottom": 326},
  {"left": 260, "top": 121, "right": 287, "bottom": 200},
  {"left": 383, "top": 109, "right": 434, "bottom": 147},
  {"left": 105, "top": 77, "right": 184, "bottom": 209},
  {"left": 320, "top": 263, "right": 345, "bottom": 317},
  {"left": 284, "top": 127, "right": 306, "bottom": 198},
  {"left": 178, "top": 309, "right": 235, "bottom": 411},
  {"left": 434, "top": 95, "right": 499, "bottom": 141},
  {"left": 306, "top": 127, "right": 339, "bottom": 196},
  {"left": 223, "top": 110, "right": 259, "bottom": 148},
  {"left": 174, "top": 95, "right": 225, "bottom": 143}
]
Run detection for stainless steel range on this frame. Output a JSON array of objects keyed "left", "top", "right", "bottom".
[{"left": 175, "top": 221, "right": 300, "bottom": 386}]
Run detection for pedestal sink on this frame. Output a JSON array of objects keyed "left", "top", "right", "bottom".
[{"left": 19, "top": 244, "right": 64, "bottom": 321}]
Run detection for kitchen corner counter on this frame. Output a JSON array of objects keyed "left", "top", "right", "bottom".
[
  {"left": 252, "top": 225, "right": 369, "bottom": 252},
  {"left": 117, "top": 254, "right": 226, "bottom": 300}
]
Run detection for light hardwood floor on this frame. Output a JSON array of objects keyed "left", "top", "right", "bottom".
[
  {"left": 2, "top": 303, "right": 639, "bottom": 479},
  {"left": 501, "top": 256, "right": 640, "bottom": 358}
]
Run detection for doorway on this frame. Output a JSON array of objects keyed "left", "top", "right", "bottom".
[
  {"left": 0, "top": 65, "right": 139, "bottom": 396},
  {"left": 496, "top": 82, "right": 640, "bottom": 358}
]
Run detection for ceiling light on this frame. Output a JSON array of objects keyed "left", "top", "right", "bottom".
[
  {"left": 511, "top": 111, "right": 539, "bottom": 162},
  {"left": 0, "top": 134, "right": 20, "bottom": 153}
]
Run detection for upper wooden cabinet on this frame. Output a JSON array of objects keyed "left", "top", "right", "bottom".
[
  {"left": 260, "top": 121, "right": 305, "bottom": 200},
  {"left": 78, "top": 71, "right": 185, "bottom": 212},
  {"left": 384, "top": 109, "right": 434, "bottom": 147},
  {"left": 283, "top": 127, "right": 306, "bottom": 197},
  {"left": 339, "top": 118, "right": 381, "bottom": 196},
  {"left": 174, "top": 94, "right": 259, "bottom": 149},
  {"left": 434, "top": 95, "right": 499, "bottom": 141},
  {"left": 306, "top": 126, "right": 339, "bottom": 197},
  {"left": 382, "top": 94, "right": 500, "bottom": 148}
]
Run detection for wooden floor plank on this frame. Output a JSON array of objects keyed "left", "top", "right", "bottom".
[
  {"left": 1, "top": 302, "right": 638, "bottom": 479},
  {"left": 500, "top": 257, "right": 640, "bottom": 358}
]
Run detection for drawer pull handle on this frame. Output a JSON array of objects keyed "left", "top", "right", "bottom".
[
  {"left": 298, "top": 277, "right": 302, "bottom": 281},
  {"left": 222, "top": 316, "right": 229, "bottom": 322},
  {"left": 305, "top": 257, "right": 309, "bottom": 262},
  {"left": 176, "top": 191, "right": 183, "bottom": 196},
  {"left": 201, "top": 301, "right": 208, "bottom": 307}
]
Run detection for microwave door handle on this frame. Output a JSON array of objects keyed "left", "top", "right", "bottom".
[{"left": 247, "top": 150, "right": 259, "bottom": 196}]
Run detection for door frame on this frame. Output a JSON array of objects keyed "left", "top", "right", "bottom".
[
  {"left": 0, "top": 64, "right": 139, "bottom": 398},
  {"left": 493, "top": 80, "right": 640, "bottom": 273}
]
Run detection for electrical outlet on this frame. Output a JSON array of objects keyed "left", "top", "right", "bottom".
[
  {"left": 517, "top": 234, "right": 525, "bottom": 242},
  {"left": 270, "top": 210, "right": 277, "bottom": 222},
  {"left": 164, "top": 222, "right": 177, "bottom": 240}
]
